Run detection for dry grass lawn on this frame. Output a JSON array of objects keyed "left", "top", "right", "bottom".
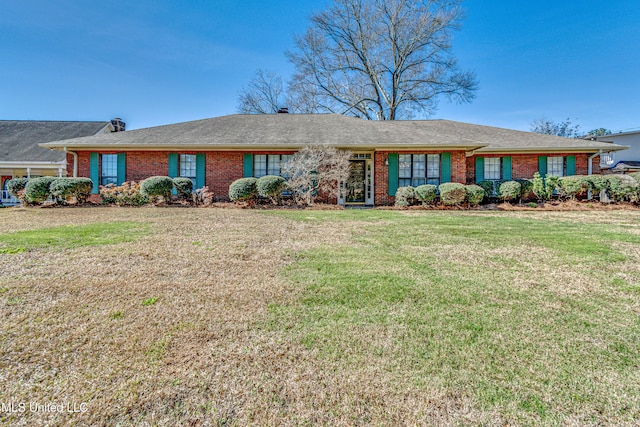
[{"left": 0, "top": 207, "right": 639, "bottom": 426}]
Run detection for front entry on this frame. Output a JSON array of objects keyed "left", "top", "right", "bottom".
[{"left": 346, "top": 160, "right": 366, "bottom": 203}]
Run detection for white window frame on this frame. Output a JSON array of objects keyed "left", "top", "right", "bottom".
[
  {"left": 484, "top": 157, "right": 502, "bottom": 181},
  {"left": 547, "top": 156, "right": 565, "bottom": 177},
  {"left": 101, "top": 154, "right": 117, "bottom": 185}
]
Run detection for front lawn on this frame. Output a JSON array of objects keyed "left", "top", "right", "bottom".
[{"left": 0, "top": 208, "right": 638, "bottom": 426}]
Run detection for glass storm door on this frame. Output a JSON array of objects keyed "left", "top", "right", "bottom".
[{"left": 346, "top": 160, "right": 366, "bottom": 203}]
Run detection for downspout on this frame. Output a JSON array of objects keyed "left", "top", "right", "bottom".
[
  {"left": 63, "top": 147, "right": 78, "bottom": 177},
  {"left": 587, "top": 150, "right": 602, "bottom": 200}
]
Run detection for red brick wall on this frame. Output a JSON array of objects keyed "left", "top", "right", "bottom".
[
  {"left": 374, "top": 150, "right": 466, "bottom": 205},
  {"left": 73, "top": 150, "right": 295, "bottom": 201},
  {"left": 466, "top": 153, "right": 602, "bottom": 183},
  {"left": 70, "top": 150, "right": 605, "bottom": 205}
]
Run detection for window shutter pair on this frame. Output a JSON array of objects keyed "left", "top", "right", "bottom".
[
  {"left": 89, "top": 152, "right": 126, "bottom": 194},
  {"left": 539, "top": 155, "right": 576, "bottom": 177},
  {"left": 475, "top": 156, "right": 512, "bottom": 182},
  {"left": 387, "top": 153, "right": 452, "bottom": 196},
  {"left": 169, "top": 153, "right": 206, "bottom": 188}
]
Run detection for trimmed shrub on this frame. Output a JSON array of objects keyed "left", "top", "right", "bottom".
[
  {"left": 414, "top": 184, "right": 437, "bottom": 206},
  {"left": 557, "top": 175, "right": 590, "bottom": 200},
  {"left": 628, "top": 172, "right": 640, "bottom": 183},
  {"left": 477, "top": 180, "right": 496, "bottom": 199},
  {"left": 24, "top": 176, "right": 57, "bottom": 204},
  {"left": 584, "top": 175, "right": 608, "bottom": 193},
  {"left": 172, "top": 177, "right": 193, "bottom": 199},
  {"left": 394, "top": 186, "right": 416, "bottom": 207},
  {"left": 604, "top": 174, "right": 639, "bottom": 202},
  {"left": 257, "top": 175, "right": 287, "bottom": 204},
  {"left": 100, "top": 181, "right": 148, "bottom": 206},
  {"left": 140, "top": 176, "right": 174, "bottom": 202},
  {"left": 544, "top": 175, "right": 560, "bottom": 200},
  {"left": 498, "top": 181, "right": 522, "bottom": 202},
  {"left": 50, "top": 178, "right": 93, "bottom": 205},
  {"left": 465, "top": 184, "right": 485, "bottom": 206},
  {"left": 532, "top": 172, "right": 546, "bottom": 201},
  {"left": 515, "top": 179, "right": 534, "bottom": 201},
  {"left": 229, "top": 178, "right": 258, "bottom": 202},
  {"left": 439, "top": 183, "right": 466, "bottom": 206},
  {"left": 6, "top": 178, "right": 29, "bottom": 198}
]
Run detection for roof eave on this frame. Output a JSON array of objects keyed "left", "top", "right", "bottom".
[
  {"left": 41, "top": 143, "right": 488, "bottom": 151},
  {"left": 475, "top": 145, "right": 629, "bottom": 154}
]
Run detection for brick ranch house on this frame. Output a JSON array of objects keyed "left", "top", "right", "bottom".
[{"left": 39, "top": 113, "right": 627, "bottom": 206}]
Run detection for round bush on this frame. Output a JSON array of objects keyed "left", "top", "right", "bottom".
[
  {"left": 438, "top": 183, "right": 466, "bottom": 206},
  {"left": 498, "top": 181, "right": 522, "bottom": 202},
  {"left": 6, "top": 178, "right": 29, "bottom": 198},
  {"left": 584, "top": 175, "right": 608, "bottom": 193},
  {"left": 50, "top": 178, "right": 93, "bottom": 204},
  {"left": 604, "top": 174, "right": 639, "bottom": 202},
  {"left": 229, "top": 177, "right": 258, "bottom": 202},
  {"left": 140, "top": 176, "right": 174, "bottom": 200},
  {"left": 465, "top": 184, "right": 485, "bottom": 205},
  {"left": 24, "top": 176, "right": 57, "bottom": 203},
  {"left": 394, "top": 186, "right": 416, "bottom": 207},
  {"left": 557, "top": 176, "right": 590, "bottom": 199},
  {"left": 477, "top": 180, "right": 496, "bottom": 199},
  {"left": 414, "top": 184, "right": 437, "bottom": 206},
  {"left": 257, "top": 175, "right": 287, "bottom": 204},
  {"left": 515, "top": 179, "right": 534, "bottom": 201},
  {"left": 172, "top": 177, "right": 193, "bottom": 199}
]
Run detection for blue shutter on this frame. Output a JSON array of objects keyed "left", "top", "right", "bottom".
[
  {"left": 387, "top": 153, "right": 399, "bottom": 196},
  {"left": 566, "top": 156, "right": 576, "bottom": 176},
  {"left": 243, "top": 154, "right": 253, "bottom": 178},
  {"left": 168, "top": 153, "right": 178, "bottom": 178},
  {"left": 441, "top": 153, "right": 452, "bottom": 183},
  {"left": 475, "top": 157, "right": 484, "bottom": 183},
  {"left": 89, "top": 152, "right": 99, "bottom": 194},
  {"left": 117, "top": 153, "right": 126, "bottom": 185},
  {"left": 538, "top": 156, "right": 547, "bottom": 178},
  {"left": 196, "top": 154, "right": 205, "bottom": 189},
  {"left": 502, "top": 156, "right": 512, "bottom": 181}
]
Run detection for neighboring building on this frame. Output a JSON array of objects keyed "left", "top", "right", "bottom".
[
  {"left": 590, "top": 130, "right": 640, "bottom": 172},
  {"left": 40, "top": 113, "right": 626, "bottom": 206},
  {"left": 0, "top": 119, "right": 124, "bottom": 205}
]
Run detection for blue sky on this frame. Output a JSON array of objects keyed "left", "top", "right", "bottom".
[{"left": 1, "top": 0, "right": 639, "bottom": 133}]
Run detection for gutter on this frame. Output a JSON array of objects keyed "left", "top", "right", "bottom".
[{"left": 64, "top": 147, "right": 78, "bottom": 177}]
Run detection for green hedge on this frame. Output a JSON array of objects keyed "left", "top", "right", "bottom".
[
  {"left": 557, "top": 176, "right": 590, "bottom": 199},
  {"left": 477, "top": 180, "right": 496, "bottom": 199},
  {"left": 257, "top": 175, "right": 287, "bottom": 204},
  {"left": 6, "top": 178, "right": 29, "bottom": 198},
  {"left": 50, "top": 178, "right": 93, "bottom": 204},
  {"left": 414, "top": 184, "right": 437, "bottom": 206},
  {"left": 100, "top": 181, "right": 149, "bottom": 206},
  {"left": 499, "top": 181, "right": 522, "bottom": 202},
  {"left": 515, "top": 179, "right": 534, "bottom": 201},
  {"left": 24, "top": 176, "right": 57, "bottom": 203},
  {"left": 172, "top": 177, "right": 193, "bottom": 199},
  {"left": 229, "top": 178, "right": 258, "bottom": 202},
  {"left": 604, "top": 175, "right": 638, "bottom": 202},
  {"left": 439, "top": 183, "right": 466, "bottom": 206},
  {"left": 394, "top": 186, "right": 416, "bottom": 207},
  {"left": 140, "top": 176, "right": 174, "bottom": 201},
  {"left": 465, "top": 184, "right": 485, "bottom": 206}
]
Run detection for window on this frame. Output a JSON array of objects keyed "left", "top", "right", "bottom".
[
  {"left": 254, "top": 154, "right": 292, "bottom": 178},
  {"left": 179, "top": 154, "right": 197, "bottom": 186},
  {"left": 547, "top": 156, "right": 565, "bottom": 177},
  {"left": 101, "top": 154, "right": 117, "bottom": 185},
  {"left": 399, "top": 154, "right": 440, "bottom": 187},
  {"left": 484, "top": 157, "right": 501, "bottom": 180}
]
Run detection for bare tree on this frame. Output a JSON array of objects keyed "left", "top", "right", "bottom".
[
  {"left": 530, "top": 117, "right": 582, "bottom": 138},
  {"left": 282, "top": 145, "right": 352, "bottom": 205},
  {"left": 237, "top": 69, "right": 286, "bottom": 114},
  {"left": 285, "top": 0, "right": 477, "bottom": 120}
]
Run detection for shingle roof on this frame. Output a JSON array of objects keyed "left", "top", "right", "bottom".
[
  {"left": 39, "top": 114, "right": 626, "bottom": 153},
  {"left": 0, "top": 120, "right": 111, "bottom": 162}
]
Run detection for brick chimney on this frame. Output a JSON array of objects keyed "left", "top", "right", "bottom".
[
  {"left": 111, "top": 118, "right": 126, "bottom": 132},
  {"left": 277, "top": 107, "right": 289, "bottom": 114}
]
